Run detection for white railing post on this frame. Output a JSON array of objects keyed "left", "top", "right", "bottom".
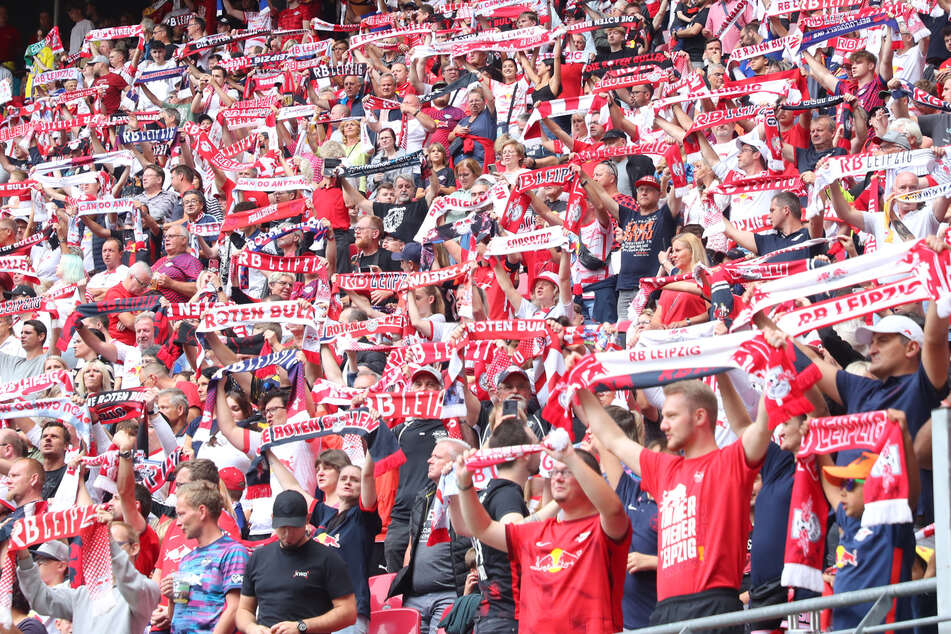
[{"left": 932, "top": 408, "right": 951, "bottom": 634}]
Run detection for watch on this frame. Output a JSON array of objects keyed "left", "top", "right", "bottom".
[
  {"left": 296, "top": 620, "right": 307, "bottom": 633},
  {"left": 117, "top": 450, "right": 132, "bottom": 460}
]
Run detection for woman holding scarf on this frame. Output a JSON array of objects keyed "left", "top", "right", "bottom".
[{"left": 367, "top": 128, "right": 412, "bottom": 195}]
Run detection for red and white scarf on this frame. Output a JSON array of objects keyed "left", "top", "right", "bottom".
[
  {"left": 783, "top": 411, "right": 911, "bottom": 591},
  {"left": 0, "top": 505, "right": 113, "bottom": 627}
]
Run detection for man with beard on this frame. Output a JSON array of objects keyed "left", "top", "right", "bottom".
[
  {"left": 341, "top": 216, "right": 401, "bottom": 275},
  {"left": 340, "top": 171, "right": 439, "bottom": 248},
  {"left": 420, "top": 81, "right": 467, "bottom": 148}
]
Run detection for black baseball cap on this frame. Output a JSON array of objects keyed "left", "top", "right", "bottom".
[
  {"left": 601, "top": 129, "right": 627, "bottom": 142},
  {"left": 392, "top": 241, "right": 422, "bottom": 263},
  {"left": 272, "top": 490, "right": 308, "bottom": 528},
  {"left": 3, "top": 285, "right": 36, "bottom": 300}
]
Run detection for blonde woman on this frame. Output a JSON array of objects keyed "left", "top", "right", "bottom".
[
  {"left": 76, "top": 359, "right": 114, "bottom": 397},
  {"left": 650, "top": 232, "right": 711, "bottom": 329},
  {"left": 40, "top": 356, "right": 71, "bottom": 399},
  {"left": 337, "top": 118, "right": 372, "bottom": 192}
]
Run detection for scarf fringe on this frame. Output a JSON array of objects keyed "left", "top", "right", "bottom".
[
  {"left": 780, "top": 563, "right": 824, "bottom": 594},
  {"left": 862, "top": 498, "right": 913, "bottom": 527}
]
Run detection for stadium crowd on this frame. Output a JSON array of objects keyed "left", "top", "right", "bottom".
[{"left": 0, "top": 0, "right": 948, "bottom": 633}]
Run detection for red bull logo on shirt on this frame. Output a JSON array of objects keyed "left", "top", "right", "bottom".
[
  {"left": 530, "top": 547, "right": 580, "bottom": 574},
  {"left": 836, "top": 545, "right": 858, "bottom": 568},
  {"left": 314, "top": 532, "right": 341, "bottom": 548}
]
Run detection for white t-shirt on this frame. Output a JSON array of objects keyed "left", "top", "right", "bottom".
[
  {"left": 114, "top": 341, "right": 143, "bottom": 388},
  {"left": 487, "top": 77, "right": 531, "bottom": 129},
  {"left": 137, "top": 59, "right": 178, "bottom": 108},
  {"left": 862, "top": 205, "right": 939, "bottom": 243},
  {"left": 893, "top": 46, "right": 926, "bottom": 84},
  {"left": 87, "top": 265, "right": 129, "bottom": 297},
  {"left": 572, "top": 216, "right": 612, "bottom": 299}
]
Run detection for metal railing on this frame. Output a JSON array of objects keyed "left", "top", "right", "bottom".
[{"left": 623, "top": 407, "right": 951, "bottom": 634}]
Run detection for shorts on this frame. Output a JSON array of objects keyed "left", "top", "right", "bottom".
[{"left": 649, "top": 587, "right": 743, "bottom": 634}]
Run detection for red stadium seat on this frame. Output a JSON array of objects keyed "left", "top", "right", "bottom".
[
  {"left": 368, "top": 573, "right": 402, "bottom": 611},
  {"left": 369, "top": 608, "right": 420, "bottom": 634}
]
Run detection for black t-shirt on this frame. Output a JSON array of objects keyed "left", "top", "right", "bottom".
[
  {"left": 674, "top": 3, "right": 710, "bottom": 62},
  {"left": 372, "top": 199, "right": 429, "bottom": 243},
  {"left": 617, "top": 203, "right": 677, "bottom": 290},
  {"left": 350, "top": 248, "right": 401, "bottom": 274},
  {"left": 42, "top": 465, "right": 67, "bottom": 500},
  {"left": 414, "top": 166, "right": 455, "bottom": 191},
  {"left": 391, "top": 418, "right": 448, "bottom": 524},
  {"left": 241, "top": 539, "right": 354, "bottom": 627},
  {"left": 311, "top": 502, "right": 382, "bottom": 618},
  {"left": 475, "top": 479, "right": 527, "bottom": 620}
]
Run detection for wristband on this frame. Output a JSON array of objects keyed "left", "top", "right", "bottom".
[{"left": 456, "top": 478, "right": 474, "bottom": 491}]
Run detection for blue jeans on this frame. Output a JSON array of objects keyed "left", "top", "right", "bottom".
[{"left": 404, "top": 591, "right": 457, "bottom": 634}]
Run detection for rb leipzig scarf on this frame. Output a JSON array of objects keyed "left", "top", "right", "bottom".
[
  {"left": 784, "top": 411, "right": 911, "bottom": 592},
  {"left": 221, "top": 198, "right": 307, "bottom": 232},
  {"left": 231, "top": 251, "right": 328, "bottom": 275},
  {"left": 0, "top": 370, "right": 73, "bottom": 402},
  {"left": 0, "top": 505, "right": 113, "bottom": 627},
  {"left": 86, "top": 389, "right": 148, "bottom": 425}
]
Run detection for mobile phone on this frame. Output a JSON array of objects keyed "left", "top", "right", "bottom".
[{"left": 502, "top": 399, "right": 519, "bottom": 419}]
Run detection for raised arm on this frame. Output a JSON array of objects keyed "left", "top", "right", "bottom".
[
  {"left": 802, "top": 51, "right": 841, "bottom": 95},
  {"left": 826, "top": 177, "right": 866, "bottom": 231},
  {"left": 338, "top": 173, "right": 374, "bottom": 214},
  {"left": 493, "top": 259, "right": 524, "bottom": 312},
  {"left": 265, "top": 449, "right": 315, "bottom": 506},
  {"left": 722, "top": 218, "right": 758, "bottom": 252},
  {"left": 921, "top": 265, "right": 950, "bottom": 390},
  {"left": 452, "top": 450, "right": 510, "bottom": 552},
  {"left": 574, "top": 387, "right": 644, "bottom": 476},
  {"left": 878, "top": 24, "right": 895, "bottom": 82}
]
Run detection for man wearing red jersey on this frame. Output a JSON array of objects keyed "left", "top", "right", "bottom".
[
  {"left": 453, "top": 441, "right": 631, "bottom": 634},
  {"left": 576, "top": 374, "right": 773, "bottom": 632}
]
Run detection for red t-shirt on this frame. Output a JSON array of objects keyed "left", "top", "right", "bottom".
[
  {"left": 135, "top": 524, "right": 160, "bottom": 576},
  {"left": 103, "top": 282, "right": 136, "bottom": 346},
  {"left": 657, "top": 289, "right": 708, "bottom": 325},
  {"left": 559, "top": 63, "right": 584, "bottom": 100},
  {"left": 639, "top": 440, "right": 760, "bottom": 601},
  {"left": 781, "top": 122, "right": 809, "bottom": 169},
  {"left": 505, "top": 514, "right": 630, "bottom": 634},
  {"left": 93, "top": 72, "right": 128, "bottom": 115},
  {"left": 313, "top": 185, "right": 349, "bottom": 230}
]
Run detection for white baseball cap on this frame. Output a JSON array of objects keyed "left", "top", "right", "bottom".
[{"left": 854, "top": 314, "right": 924, "bottom": 346}]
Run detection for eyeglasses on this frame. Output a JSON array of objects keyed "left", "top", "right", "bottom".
[
  {"left": 264, "top": 405, "right": 286, "bottom": 416},
  {"left": 843, "top": 478, "right": 865, "bottom": 492},
  {"left": 165, "top": 233, "right": 186, "bottom": 240},
  {"left": 133, "top": 276, "right": 151, "bottom": 287},
  {"left": 354, "top": 226, "right": 374, "bottom": 233},
  {"left": 549, "top": 468, "right": 574, "bottom": 479}
]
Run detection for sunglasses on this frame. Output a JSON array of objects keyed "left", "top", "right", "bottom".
[{"left": 842, "top": 478, "right": 865, "bottom": 492}]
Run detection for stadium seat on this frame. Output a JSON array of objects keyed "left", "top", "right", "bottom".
[
  {"left": 369, "top": 608, "right": 420, "bottom": 634},
  {"left": 368, "top": 572, "right": 402, "bottom": 611}
]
